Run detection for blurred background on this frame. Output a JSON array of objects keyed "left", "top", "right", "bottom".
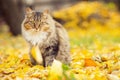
[
  {"left": 0, "top": 1, "right": 120, "bottom": 79},
  {"left": 0, "top": 0, "right": 120, "bottom": 35}
]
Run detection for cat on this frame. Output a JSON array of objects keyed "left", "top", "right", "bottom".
[{"left": 21, "top": 8, "right": 71, "bottom": 67}]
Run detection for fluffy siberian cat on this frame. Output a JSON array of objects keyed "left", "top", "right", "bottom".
[{"left": 21, "top": 8, "right": 71, "bottom": 67}]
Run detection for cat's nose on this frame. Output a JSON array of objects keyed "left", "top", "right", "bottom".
[
  {"left": 36, "top": 28, "right": 38, "bottom": 30},
  {"left": 36, "top": 28, "right": 39, "bottom": 31}
]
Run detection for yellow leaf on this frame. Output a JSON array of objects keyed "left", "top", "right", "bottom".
[
  {"left": 48, "top": 59, "right": 63, "bottom": 80},
  {"left": 84, "top": 58, "right": 97, "bottom": 67},
  {"left": 31, "top": 46, "right": 43, "bottom": 65}
]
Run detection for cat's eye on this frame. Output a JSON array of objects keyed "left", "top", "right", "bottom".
[
  {"left": 42, "top": 22, "right": 48, "bottom": 25},
  {"left": 42, "top": 27, "right": 49, "bottom": 31},
  {"left": 24, "top": 23, "right": 32, "bottom": 30},
  {"left": 29, "top": 19, "right": 34, "bottom": 22},
  {"left": 29, "top": 20, "right": 34, "bottom": 24}
]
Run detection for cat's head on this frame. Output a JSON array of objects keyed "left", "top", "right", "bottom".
[
  {"left": 23, "top": 8, "right": 55, "bottom": 32},
  {"left": 22, "top": 8, "right": 56, "bottom": 45}
]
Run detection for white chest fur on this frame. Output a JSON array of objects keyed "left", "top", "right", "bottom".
[{"left": 22, "top": 27, "right": 48, "bottom": 45}]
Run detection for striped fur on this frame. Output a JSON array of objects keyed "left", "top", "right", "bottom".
[{"left": 21, "top": 8, "right": 71, "bottom": 67}]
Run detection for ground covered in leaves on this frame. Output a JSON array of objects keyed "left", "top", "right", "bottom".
[{"left": 0, "top": 2, "right": 120, "bottom": 80}]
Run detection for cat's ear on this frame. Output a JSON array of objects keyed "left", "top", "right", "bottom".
[
  {"left": 43, "top": 9, "right": 49, "bottom": 14},
  {"left": 25, "top": 7, "right": 33, "bottom": 14}
]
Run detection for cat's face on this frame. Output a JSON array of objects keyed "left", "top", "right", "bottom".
[
  {"left": 23, "top": 8, "right": 54, "bottom": 32},
  {"left": 22, "top": 8, "right": 55, "bottom": 45}
]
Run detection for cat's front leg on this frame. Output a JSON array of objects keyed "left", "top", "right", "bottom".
[
  {"left": 43, "top": 55, "right": 55, "bottom": 67},
  {"left": 29, "top": 44, "right": 37, "bottom": 65}
]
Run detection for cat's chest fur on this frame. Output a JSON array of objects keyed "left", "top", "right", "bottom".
[{"left": 22, "top": 28, "right": 48, "bottom": 45}]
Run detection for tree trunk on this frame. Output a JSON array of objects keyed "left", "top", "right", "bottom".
[{"left": 0, "top": 0, "right": 25, "bottom": 35}]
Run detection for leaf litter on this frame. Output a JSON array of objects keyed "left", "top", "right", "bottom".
[{"left": 0, "top": 1, "right": 120, "bottom": 80}]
